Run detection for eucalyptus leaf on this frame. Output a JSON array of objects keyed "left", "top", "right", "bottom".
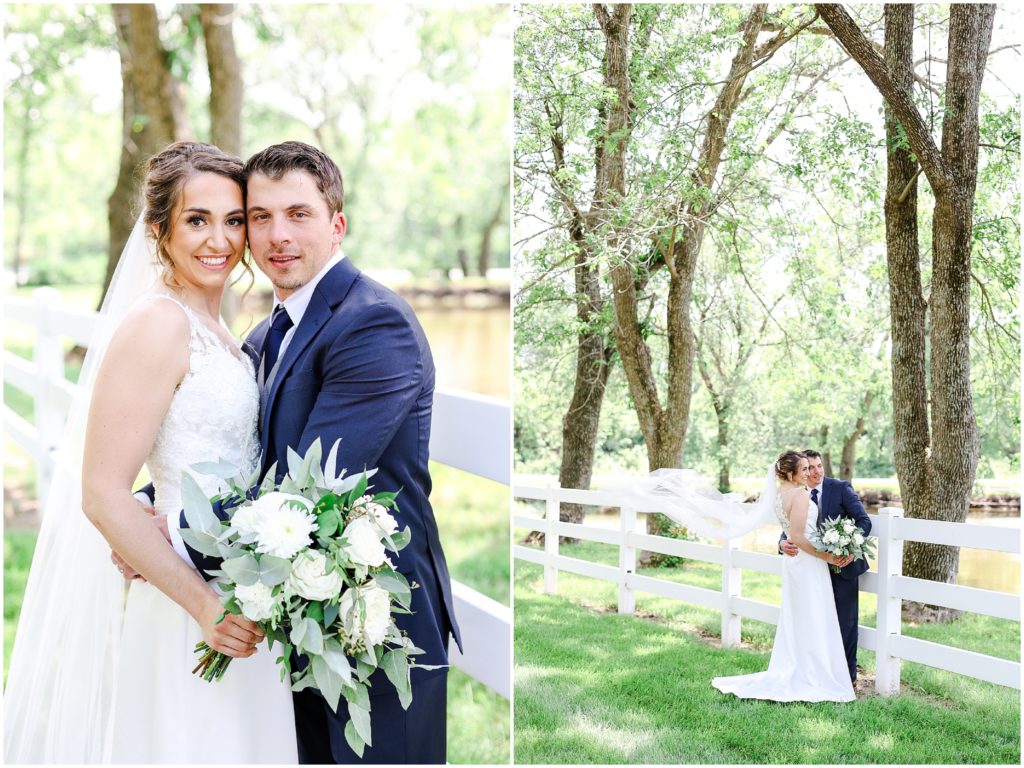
[
  {"left": 323, "top": 602, "right": 340, "bottom": 627},
  {"left": 342, "top": 679, "right": 370, "bottom": 710},
  {"left": 190, "top": 459, "right": 240, "bottom": 478},
  {"left": 286, "top": 445, "right": 310, "bottom": 486},
  {"left": 300, "top": 617, "right": 324, "bottom": 656},
  {"left": 396, "top": 681, "right": 413, "bottom": 710},
  {"left": 306, "top": 438, "right": 324, "bottom": 487},
  {"left": 389, "top": 528, "right": 412, "bottom": 552},
  {"left": 321, "top": 646, "right": 353, "bottom": 687},
  {"left": 221, "top": 555, "right": 260, "bottom": 586},
  {"left": 258, "top": 554, "right": 292, "bottom": 586},
  {"left": 373, "top": 570, "right": 412, "bottom": 607},
  {"left": 311, "top": 654, "right": 343, "bottom": 713},
  {"left": 178, "top": 527, "right": 222, "bottom": 558},
  {"left": 344, "top": 720, "right": 365, "bottom": 758},
  {"left": 381, "top": 649, "right": 410, "bottom": 695},
  {"left": 347, "top": 699, "right": 373, "bottom": 747},
  {"left": 324, "top": 438, "right": 342, "bottom": 486},
  {"left": 290, "top": 619, "right": 308, "bottom": 649},
  {"left": 333, "top": 468, "right": 377, "bottom": 495},
  {"left": 291, "top": 673, "right": 318, "bottom": 693},
  {"left": 180, "top": 473, "right": 220, "bottom": 534}
]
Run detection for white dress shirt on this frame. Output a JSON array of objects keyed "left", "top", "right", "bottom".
[{"left": 272, "top": 250, "right": 347, "bottom": 367}]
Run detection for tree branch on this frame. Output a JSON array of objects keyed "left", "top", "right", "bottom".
[{"left": 815, "top": 3, "right": 948, "bottom": 193}]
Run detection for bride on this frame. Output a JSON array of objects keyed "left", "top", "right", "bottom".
[
  {"left": 712, "top": 450, "right": 855, "bottom": 703},
  {"left": 4, "top": 142, "right": 297, "bottom": 762}
]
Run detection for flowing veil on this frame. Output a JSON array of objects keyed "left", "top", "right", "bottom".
[
  {"left": 614, "top": 464, "right": 780, "bottom": 541},
  {"left": 4, "top": 218, "right": 161, "bottom": 763}
]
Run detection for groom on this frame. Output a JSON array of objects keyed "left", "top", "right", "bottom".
[
  {"left": 780, "top": 449, "right": 871, "bottom": 684},
  {"left": 142, "top": 141, "right": 460, "bottom": 763}
]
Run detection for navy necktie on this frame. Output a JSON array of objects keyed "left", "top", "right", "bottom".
[
  {"left": 811, "top": 487, "right": 819, "bottom": 507},
  {"left": 262, "top": 304, "right": 293, "bottom": 382}
]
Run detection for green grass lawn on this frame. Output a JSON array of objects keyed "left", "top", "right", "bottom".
[{"left": 514, "top": 538, "right": 1021, "bottom": 764}]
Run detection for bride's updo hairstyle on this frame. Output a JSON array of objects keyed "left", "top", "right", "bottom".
[
  {"left": 142, "top": 141, "right": 249, "bottom": 289},
  {"left": 775, "top": 450, "right": 804, "bottom": 482}
]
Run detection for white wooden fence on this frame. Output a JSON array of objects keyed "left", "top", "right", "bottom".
[
  {"left": 513, "top": 482, "right": 1021, "bottom": 694},
  {"left": 2, "top": 287, "right": 511, "bottom": 700}
]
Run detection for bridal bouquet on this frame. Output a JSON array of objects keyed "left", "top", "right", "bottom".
[
  {"left": 178, "top": 438, "right": 431, "bottom": 756},
  {"left": 809, "top": 515, "right": 876, "bottom": 573}
]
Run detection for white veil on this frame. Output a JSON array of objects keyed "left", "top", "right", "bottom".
[
  {"left": 614, "top": 464, "right": 781, "bottom": 540},
  {"left": 3, "top": 218, "right": 161, "bottom": 763}
]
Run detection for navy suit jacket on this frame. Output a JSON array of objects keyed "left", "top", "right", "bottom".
[
  {"left": 182, "top": 257, "right": 461, "bottom": 679},
  {"left": 813, "top": 476, "right": 872, "bottom": 580}
]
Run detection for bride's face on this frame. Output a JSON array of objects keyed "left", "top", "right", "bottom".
[
  {"left": 160, "top": 172, "right": 246, "bottom": 292},
  {"left": 790, "top": 458, "right": 809, "bottom": 485}
]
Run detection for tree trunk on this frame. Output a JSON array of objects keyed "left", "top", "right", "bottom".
[
  {"left": 818, "top": 3, "right": 994, "bottom": 620},
  {"left": 478, "top": 186, "right": 506, "bottom": 277},
  {"left": 102, "top": 4, "right": 191, "bottom": 308},
  {"left": 839, "top": 391, "right": 873, "bottom": 482},
  {"left": 555, "top": 217, "right": 614, "bottom": 532},
  {"left": 200, "top": 3, "right": 243, "bottom": 157},
  {"left": 605, "top": 5, "right": 766, "bottom": 540},
  {"left": 715, "top": 403, "right": 729, "bottom": 492},
  {"left": 454, "top": 214, "right": 470, "bottom": 276},
  {"left": 819, "top": 425, "right": 834, "bottom": 477}
]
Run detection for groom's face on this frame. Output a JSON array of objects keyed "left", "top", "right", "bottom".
[
  {"left": 806, "top": 456, "right": 824, "bottom": 487},
  {"left": 246, "top": 169, "right": 347, "bottom": 300}
]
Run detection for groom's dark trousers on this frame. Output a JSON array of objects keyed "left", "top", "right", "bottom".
[
  {"left": 781, "top": 476, "right": 871, "bottom": 682},
  {"left": 181, "top": 258, "right": 461, "bottom": 764}
]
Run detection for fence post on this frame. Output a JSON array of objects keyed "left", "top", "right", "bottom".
[
  {"left": 721, "top": 536, "right": 742, "bottom": 647},
  {"left": 543, "top": 488, "right": 559, "bottom": 594},
  {"left": 874, "top": 507, "right": 904, "bottom": 695},
  {"left": 33, "top": 287, "right": 64, "bottom": 511},
  {"left": 618, "top": 505, "right": 637, "bottom": 615}
]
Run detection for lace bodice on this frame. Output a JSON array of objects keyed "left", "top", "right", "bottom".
[
  {"left": 776, "top": 493, "right": 818, "bottom": 537},
  {"left": 144, "top": 295, "right": 259, "bottom": 514}
]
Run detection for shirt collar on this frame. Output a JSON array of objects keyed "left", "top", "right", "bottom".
[
  {"left": 809, "top": 481, "right": 824, "bottom": 494},
  {"left": 274, "top": 250, "right": 346, "bottom": 326}
]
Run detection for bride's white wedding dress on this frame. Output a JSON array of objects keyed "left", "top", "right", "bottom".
[
  {"left": 712, "top": 498, "right": 855, "bottom": 703},
  {"left": 110, "top": 294, "right": 297, "bottom": 763}
]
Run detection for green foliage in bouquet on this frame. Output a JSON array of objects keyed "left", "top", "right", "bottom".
[{"left": 178, "top": 438, "right": 441, "bottom": 757}]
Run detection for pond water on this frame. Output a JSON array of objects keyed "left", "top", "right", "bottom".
[{"left": 416, "top": 306, "right": 510, "bottom": 398}]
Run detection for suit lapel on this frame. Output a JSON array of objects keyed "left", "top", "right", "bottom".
[{"left": 259, "top": 259, "right": 362, "bottom": 452}]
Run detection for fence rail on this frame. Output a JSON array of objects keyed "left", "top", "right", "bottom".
[
  {"left": 513, "top": 482, "right": 1021, "bottom": 694},
  {"left": 2, "top": 289, "right": 510, "bottom": 699}
]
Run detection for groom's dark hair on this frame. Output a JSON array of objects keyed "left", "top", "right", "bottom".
[
  {"left": 244, "top": 141, "right": 344, "bottom": 215},
  {"left": 802, "top": 449, "right": 822, "bottom": 460}
]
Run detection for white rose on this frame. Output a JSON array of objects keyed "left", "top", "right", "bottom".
[
  {"left": 251, "top": 493, "right": 318, "bottom": 559},
  {"left": 367, "top": 502, "right": 398, "bottom": 535},
  {"left": 853, "top": 532, "right": 865, "bottom": 546},
  {"left": 842, "top": 519, "right": 855, "bottom": 532},
  {"left": 342, "top": 517, "right": 387, "bottom": 567},
  {"left": 839, "top": 535, "right": 850, "bottom": 546},
  {"left": 287, "top": 549, "right": 344, "bottom": 601},
  {"left": 234, "top": 581, "right": 279, "bottom": 622},
  {"left": 339, "top": 581, "right": 393, "bottom": 647},
  {"left": 823, "top": 529, "right": 840, "bottom": 544}
]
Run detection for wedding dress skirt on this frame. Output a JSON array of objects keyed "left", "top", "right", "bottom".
[
  {"left": 109, "top": 295, "right": 297, "bottom": 763},
  {"left": 712, "top": 500, "right": 855, "bottom": 703}
]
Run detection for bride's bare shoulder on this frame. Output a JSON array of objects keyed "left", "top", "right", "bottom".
[{"left": 101, "top": 294, "right": 191, "bottom": 374}]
